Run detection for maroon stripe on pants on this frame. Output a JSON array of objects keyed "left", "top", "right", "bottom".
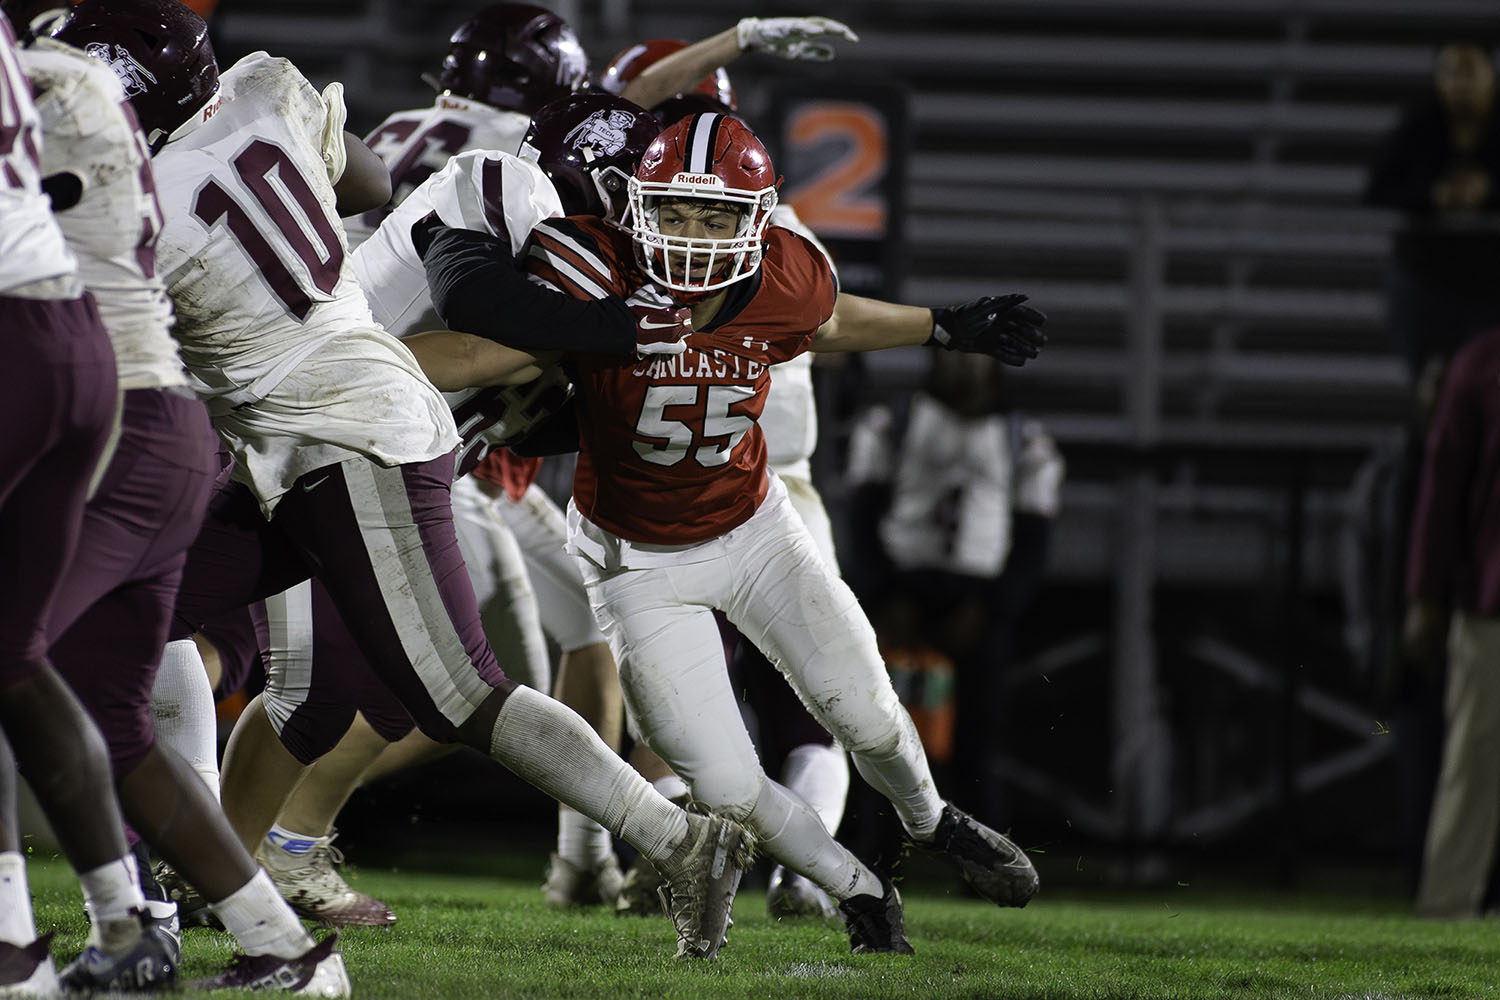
[{"left": 271, "top": 454, "right": 507, "bottom": 750}]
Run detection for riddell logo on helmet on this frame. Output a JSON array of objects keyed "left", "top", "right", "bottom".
[
  {"left": 672, "top": 172, "right": 723, "bottom": 187},
  {"left": 199, "top": 94, "right": 223, "bottom": 122}
]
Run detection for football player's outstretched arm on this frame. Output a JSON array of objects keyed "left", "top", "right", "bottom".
[
  {"left": 403, "top": 330, "right": 555, "bottom": 390},
  {"left": 333, "top": 132, "right": 392, "bottom": 217},
  {"left": 812, "top": 293, "right": 934, "bottom": 353},
  {"left": 619, "top": 16, "right": 858, "bottom": 111},
  {"left": 813, "top": 292, "right": 1048, "bottom": 366}
]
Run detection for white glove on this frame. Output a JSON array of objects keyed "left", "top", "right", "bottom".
[
  {"left": 736, "top": 16, "right": 859, "bottom": 62},
  {"left": 319, "top": 81, "right": 349, "bottom": 184}
]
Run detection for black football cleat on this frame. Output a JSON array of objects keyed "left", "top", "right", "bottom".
[
  {"left": 912, "top": 803, "right": 1039, "bottom": 907},
  {"left": 838, "top": 874, "right": 915, "bottom": 954},
  {"left": 58, "top": 916, "right": 178, "bottom": 993}
]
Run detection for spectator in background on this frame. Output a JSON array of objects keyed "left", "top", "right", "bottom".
[
  {"left": 1365, "top": 40, "right": 1500, "bottom": 378},
  {"left": 845, "top": 350, "right": 1062, "bottom": 830},
  {"left": 1403, "top": 325, "right": 1500, "bottom": 919}
]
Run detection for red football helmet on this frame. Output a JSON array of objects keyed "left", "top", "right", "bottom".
[
  {"left": 437, "top": 4, "right": 588, "bottom": 115},
  {"left": 599, "top": 38, "right": 736, "bottom": 111},
  {"left": 50, "top": 0, "right": 219, "bottom": 154},
  {"left": 628, "top": 112, "right": 779, "bottom": 295},
  {"left": 519, "top": 93, "right": 660, "bottom": 223}
]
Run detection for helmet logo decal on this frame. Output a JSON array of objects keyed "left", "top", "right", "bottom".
[
  {"left": 564, "top": 109, "right": 635, "bottom": 157},
  {"left": 84, "top": 41, "right": 158, "bottom": 99}
]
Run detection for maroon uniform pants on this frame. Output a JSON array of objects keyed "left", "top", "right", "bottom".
[
  {"left": 171, "top": 452, "right": 506, "bottom": 758},
  {"left": 0, "top": 293, "right": 117, "bottom": 685}
]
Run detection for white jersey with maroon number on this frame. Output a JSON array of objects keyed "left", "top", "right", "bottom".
[
  {"left": 23, "top": 39, "right": 182, "bottom": 390},
  {"left": 343, "top": 94, "right": 532, "bottom": 249},
  {"left": 0, "top": 20, "right": 77, "bottom": 295},
  {"left": 151, "top": 52, "right": 456, "bottom": 515},
  {"left": 352, "top": 148, "right": 561, "bottom": 339},
  {"left": 761, "top": 204, "right": 836, "bottom": 481}
]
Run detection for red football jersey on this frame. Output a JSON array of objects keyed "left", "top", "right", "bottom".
[
  {"left": 471, "top": 449, "right": 543, "bottom": 502},
  {"left": 524, "top": 217, "right": 836, "bottom": 544}
]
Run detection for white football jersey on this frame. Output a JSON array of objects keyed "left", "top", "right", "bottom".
[
  {"left": 151, "top": 52, "right": 456, "bottom": 514},
  {"left": 762, "top": 205, "right": 836, "bottom": 479},
  {"left": 352, "top": 148, "right": 561, "bottom": 338},
  {"left": 23, "top": 39, "right": 182, "bottom": 390},
  {"left": 0, "top": 21, "right": 77, "bottom": 295},
  {"left": 850, "top": 395, "right": 1063, "bottom": 577},
  {"left": 343, "top": 94, "right": 532, "bottom": 249}
]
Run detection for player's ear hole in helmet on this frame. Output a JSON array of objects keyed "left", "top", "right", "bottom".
[
  {"left": 627, "top": 112, "right": 780, "bottom": 295},
  {"left": 49, "top": 0, "right": 220, "bottom": 155},
  {"left": 434, "top": 3, "right": 589, "bottom": 116},
  {"left": 519, "top": 92, "right": 660, "bottom": 225}
]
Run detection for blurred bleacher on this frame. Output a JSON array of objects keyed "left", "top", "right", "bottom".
[{"left": 205, "top": 0, "right": 1500, "bottom": 875}]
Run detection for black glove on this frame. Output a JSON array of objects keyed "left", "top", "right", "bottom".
[
  {"left": 410, "top": 211, "right": 447, "bottom": 260},
  {"left": 929, "top": 294, "right": 1047, "bottom": 366}
]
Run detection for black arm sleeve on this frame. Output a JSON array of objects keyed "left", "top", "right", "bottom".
[{"left": 421, "top": 223, "right": 637, "bottom": 356}]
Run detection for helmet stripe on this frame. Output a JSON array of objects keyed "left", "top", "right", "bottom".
[{"left": 685, "top": 113, "right": 722, "bottom": 174}]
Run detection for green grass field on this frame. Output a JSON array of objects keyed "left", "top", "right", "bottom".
[{"left": 23, "top": 854, "right": 1499, "bottom": 999}]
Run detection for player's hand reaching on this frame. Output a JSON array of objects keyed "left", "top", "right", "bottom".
[
  {"left": 633, "top": 303, "right": 694, "bottom": 358},
  {"left": 929, "top": 294, "right": 1048, "bottom": 367},
  {"left": 736, "top": 16, "right": 859, "bottom": 62}
]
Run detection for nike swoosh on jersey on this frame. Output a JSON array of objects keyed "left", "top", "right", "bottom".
[{"left": 638, "top": 318, "right": 686, "bottom": 331}]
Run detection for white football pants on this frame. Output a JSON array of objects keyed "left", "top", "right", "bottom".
[{"left": 572, "top": 475, "right": 942, "bottom": 891}]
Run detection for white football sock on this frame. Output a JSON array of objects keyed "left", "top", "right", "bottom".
[
  {"left": 781, "top": 742, "right": 850, "bottom": 834},
  {"left": 151, "top": 638, "right": 221, "bottom": 800},
  {"left": 748, "top": 778, "right": 880, "bottom": 901},
  {"left": 556, "top": 808, "right": 613, "bottom": 869},
  {"left": 489, "top": 686, "right": 688, "bottom": 864},
  {"left": 78, "top": 855, "right": 148, "bottom": 953},
  {"left": 0, "top": 852, "right": 37, "bottom": 946},
  {"left": 211, "top": 870, "right": 314, "bottom": 958},
  {"left": 651, "top": 775, "right": 689, "bottom": 804},
  {"left": 261, "top": 824, "right": 324, "bottom": 870}
]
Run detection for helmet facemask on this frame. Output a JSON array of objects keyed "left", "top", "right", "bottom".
[{"left": 629, "top": 181, "right": 776, "bottom": 294}]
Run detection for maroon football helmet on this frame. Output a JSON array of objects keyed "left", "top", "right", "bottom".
[
  {"left": 520, "top": 93, "right": 660, "bottom": 223},
  {"left": 50, "top": 0, "right": 219, "bottom": 154},
  {"left": 436, "top": 3, "right": 588, "bottom": 115},
  {"left": 599, "top": 38, "right": 737, "bottom": 111},
  {"left": 628, "top": 112, "right": 779, "bottom": 295}
]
